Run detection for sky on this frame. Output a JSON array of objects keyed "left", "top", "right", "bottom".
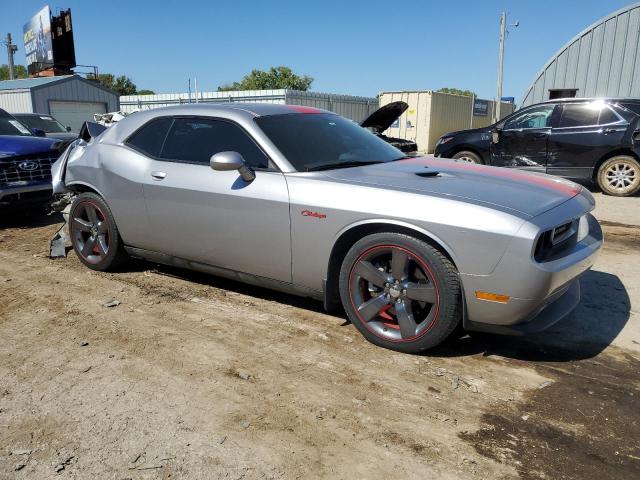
[{"left": 0, "top": 0, "right": 636, "bottom": 101}]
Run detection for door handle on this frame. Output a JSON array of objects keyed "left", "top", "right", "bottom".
[
  {"left": 151, "top": 171, "right": 167, "bottom": 180},
  {"left": 602, "top": 128, "right": 616, "bottom": 135},
  {"left": 533, "top": 132, "right": 548, "bottom": 138}
]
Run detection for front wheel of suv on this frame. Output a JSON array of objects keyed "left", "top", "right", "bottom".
[
  {"left": 339, "top": 233, "right": 462, "bottom": 353},
  {"left": 597, "top": 156, "right": 640, "bottom": 197},
  {"left": 452, "top": 150, "right": 483, "bottom": 164}
]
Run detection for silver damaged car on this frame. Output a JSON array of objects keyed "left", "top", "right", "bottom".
[{"left": 52, "top": 104, "right": 603, "bottom": 353}]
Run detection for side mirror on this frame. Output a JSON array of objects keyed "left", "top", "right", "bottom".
[
  {"left": 210, "top": 151, "right": 256, "bottom": 182},
  {"left": 491, "top": 127, "right": 502, "bottom": 144},
  {"left": 66, "top": 126, "right": 72, "bottom": 132},
  {"left": 32, "top": 128, "right": 46, "bottom": 137}
]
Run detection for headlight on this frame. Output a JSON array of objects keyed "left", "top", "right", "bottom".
[
  {"left": 577, "top": 215, "right": 589, "bottom": 242},
  {"left": 436, "top": 137, "right": 453, "bottom": 146}
]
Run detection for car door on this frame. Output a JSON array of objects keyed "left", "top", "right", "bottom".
[
  {"left": 135, "top": 116, "right": 292, "bottom": 283},
  {"left": 490, "top": 104, "right": 559, "bottom": 171},
  {"left": 547, "top": 102, "right": 628, "bottom": 180}
]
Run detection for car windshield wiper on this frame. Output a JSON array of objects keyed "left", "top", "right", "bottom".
[{"left": 306, "top": 160, "right": 384, "bottom": 171}]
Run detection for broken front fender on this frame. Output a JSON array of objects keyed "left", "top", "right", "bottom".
[{"left": 51, "top": 139, "right": 82, "bottom": 194}]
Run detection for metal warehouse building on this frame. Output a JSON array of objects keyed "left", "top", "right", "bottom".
[
  {"left": 522, "top": 2, "right": 640, "bottom": 106},
  {"left": 121, "top": 89, "right": 378, "bottom": 123},
  {"left": 0, "top": 75, "right": 119, "bottom": 132}
]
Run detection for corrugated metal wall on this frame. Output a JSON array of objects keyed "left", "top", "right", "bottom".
[
  {"left": 286, "top": 91, "right": 378, "bottom": 123},
  {"left": 120, "top": 89, "right": 288, "bottom": 113},
  {"left": 32, "top": 77, "right": 119, "bottom": 114},
  {"left": 120, "top": 89, "right": 378, "bottom": 122},
  {"left": 0, "top": 90, "right": 32, "bottom": 112},
  {"left": 521, "top": 2, "right": 640, "bottom": 106},
  {"left": 379, "top": 91, "right": 513, "bottom": 153}
]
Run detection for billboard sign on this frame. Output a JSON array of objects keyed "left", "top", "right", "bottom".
[
  {"left": 473, "top": 99, "right": 489, "bottom": 117},
  {"left": 23, "top": 6, "right": 53, "bottom": 74}
]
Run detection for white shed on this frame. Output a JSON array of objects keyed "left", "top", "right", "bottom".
[{"left": 0, "top": 75, "right": 119, "bottom": 132}]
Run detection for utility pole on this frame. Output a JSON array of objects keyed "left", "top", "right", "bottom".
[
  {"left": 495, "top": 13, "right": 518, "bottom": 123},
  {"left": 4, "top": 33, "right": 18, "bottom": 80}
]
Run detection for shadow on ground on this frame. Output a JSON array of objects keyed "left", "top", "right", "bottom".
[{"left": 0, "top": 209, "right": 63, "bottom": 229}]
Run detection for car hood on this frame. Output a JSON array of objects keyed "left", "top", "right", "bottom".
[
  {"left": 443, "top": 125, "right": 492, "bottom": 137},
  {"left": 322, "top": 157, "right": 584, "bottom": 218},
  {"left": 46, "top": 132, "right": 78, "bottom": 141},
  {"left": 361, "top": 101, "right": 408, "bottom": 133},
  {"left": 0, "top": 135, "right": 60, "bottom": 157}
]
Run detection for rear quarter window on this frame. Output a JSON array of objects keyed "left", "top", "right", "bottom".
[{"left": 125, "top": 117, "right": 173, "bottom": 157}]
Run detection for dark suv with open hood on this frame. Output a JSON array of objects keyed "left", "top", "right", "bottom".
[
  {"left": 361, "top": 101, "right": 418, "bottom": 153},
  {"left": 434, "top": 98, "right": 640, "bottom": 196}
]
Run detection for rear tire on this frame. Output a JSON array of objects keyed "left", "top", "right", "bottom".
[
  {"left": 452, "top": 150, "right": 483, "bottom": 164},
  {"left": 597, "top": 156, "right": 640, "bottom": 197},
  {"left": 69, "top": 192, "right": 128, "bottom": 271},
  {"left": 339, "top": 233, "right": 461, "bottom": 354}
]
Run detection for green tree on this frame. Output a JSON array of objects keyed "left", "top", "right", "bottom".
[
  {"left": 437, "top": 87, "right": 477, "bottom": 97},
  {"left": 218, "top": 66, "right": 313, "bottom": 91},
  {"left": 0, "top": 64, "right": 29, "bottom": 80},
  {"left": 87, "top": 73, "right": 138, "bottom": 96},
  {"left": 136, "top": 89, "right": 156, "bottom": 95}
]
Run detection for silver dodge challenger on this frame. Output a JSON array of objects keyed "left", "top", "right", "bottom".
[{"left": 51, "top": 104, "right": 603, "bottom": 353}]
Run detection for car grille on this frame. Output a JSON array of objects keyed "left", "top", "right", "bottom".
[{"left": 0, "top": 152, "right": 58, "bottom": 185}]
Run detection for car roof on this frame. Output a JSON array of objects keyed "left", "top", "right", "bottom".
[
  {"left": 131, "top": 103, "right": 333, "bottom": 118},
  {"left": 534, "top": 97, "right": 640, "bottom": 106}
]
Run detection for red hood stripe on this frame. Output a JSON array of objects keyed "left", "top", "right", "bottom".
[{"left": 401, "top": 157, "right": 582, "bottom": 197}]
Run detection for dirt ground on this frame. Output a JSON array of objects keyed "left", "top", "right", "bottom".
[{"left": 0, "top": 202, "right": 639, "bottom": 479}]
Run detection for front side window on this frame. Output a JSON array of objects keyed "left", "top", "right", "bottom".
[
  {"left": 255, "top": 113, "right": 405, "bottom": 171},
  {"left": 504, "top": 105, "right": 556, "bottom": 130},
  {"left": 160, "top": 118, "right": 270, "bottom": 169}
]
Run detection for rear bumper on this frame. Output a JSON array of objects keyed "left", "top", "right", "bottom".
[{"left": 461, "top": 210, "right": 602, "bottom": 334}]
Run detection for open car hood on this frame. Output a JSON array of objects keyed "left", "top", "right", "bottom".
[{"left": 361, "top": 101, "right": 408, "bottom": 133}]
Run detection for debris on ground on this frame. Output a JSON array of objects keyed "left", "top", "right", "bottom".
[
  {"left": 15, "top": 463, "right": 26, "bottom": 471},
  {"left": 102, "top": 299, "right": 121, "bottom": 308},
  {"left": 11, "top": 449, "right": 32, "bottom": 456}
]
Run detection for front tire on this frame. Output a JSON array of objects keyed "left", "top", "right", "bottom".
[
  {"left": 339, "top": 233, "right": 461, "bottom": 353},
  {"left": 452, "top": 150, "right": 483, "bottom": 164},
  {"left": 69, "top": 192, "right": 128, "bottom": 271},
  {"left": 597, "top": 156, "right": 640, "bottom": 197}
]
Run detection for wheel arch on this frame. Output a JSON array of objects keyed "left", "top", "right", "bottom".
[
  {"left": 66, "top": 181, "right": 105, "bottom": 198},
  {"left": 592, "top": 149, "right": 640, "bottom": 182},
  {"left": 323, "top": 220, "right": 458, "bottom": 312}
]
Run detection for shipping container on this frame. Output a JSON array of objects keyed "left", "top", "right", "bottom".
[
  {"left": 120, "top": 89, "right": 378, "bottom": 123},
  {"left": 379, "top": 91, "right": 514, "bottom": 153}
]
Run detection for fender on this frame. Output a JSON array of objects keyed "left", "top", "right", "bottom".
[{"left": 332, "top": 218, "right": 461, "bottom": 269}]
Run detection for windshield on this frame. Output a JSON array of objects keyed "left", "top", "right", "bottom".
[
  {"left": 15, "top": 114, "right": 67, "bottom": 133},
  {"left": 0, "top": 111, "right": 32, "bottom": 136},
  {"left": 255, "top": 113, "right": 405, "bottom": 171}
]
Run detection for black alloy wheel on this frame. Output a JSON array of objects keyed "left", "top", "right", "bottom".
[
  {"left": 69, "top": 192, "right": 128, "bottom": 271},
  {"left": 339, "top": 233, "right": 461, "bottom": 353}
]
